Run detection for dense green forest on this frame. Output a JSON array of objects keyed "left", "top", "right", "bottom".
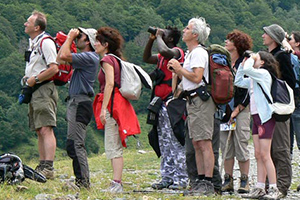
[{"left": 0, "top": 0, "right": 300, "bottom": 159}]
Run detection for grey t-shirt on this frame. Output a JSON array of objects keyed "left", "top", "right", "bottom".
[{"left": 69, "top": 51, "right": 99, "bottom": 96}]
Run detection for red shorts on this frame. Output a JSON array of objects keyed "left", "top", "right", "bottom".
[{"left": 252, "top": 114, "right": 276, "bottom": 139}]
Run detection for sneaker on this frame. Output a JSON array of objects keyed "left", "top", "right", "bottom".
[
  {"left": 168, "top": 182, "right": 187, "bottom": 190},
  {"left": 151, "top": 179, "right": 173, "bottom": 190},
  {"left": 238, "top": 174, "right": 250, "bottom": 194},
  {"left": 38, "top": 167, "right": 54, "bottom": 180},
  {"left": 190, "top": 180, "right": 214, "bottom": 195},
  {"left": 241, "top": 187, "right": 266, "bottom": 199},
  {"left": 221, "top": 173, "right": 234, "bottom": 193},
  {"left": 263, "top": 187, "right": 283, "bottom": 200},
  {"left": 107, "top": 180, "right": 123, "bottom": 193}
]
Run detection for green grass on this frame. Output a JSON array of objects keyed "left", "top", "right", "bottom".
[{"left": 0, "top": 149, "right": 242, "bottom": 200}]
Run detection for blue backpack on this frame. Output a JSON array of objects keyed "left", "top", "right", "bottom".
[{"left": 291, "top": 53, "right": 300, "bottom": 88}]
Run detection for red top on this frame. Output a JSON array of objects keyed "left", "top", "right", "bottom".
[
  {"left": 98, "top": 55, "right": 121, "bottom": 92},
  {"left": 155, "top": 47, "right": 184, "bottom": 100}
]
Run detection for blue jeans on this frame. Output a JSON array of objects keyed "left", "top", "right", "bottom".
[{"left": 290, "top": 107, "right": 300, "bottom": 153}]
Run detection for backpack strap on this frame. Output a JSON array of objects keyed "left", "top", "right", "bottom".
[
  {"left": 257, "top": 72, "right": 275, "bottom": 104},
  {"left": 39, "top": 35, "right": 56, "bottom": 59},
  {"left": 258, "top": 83, "right": 272, "bottom": 104},
  {"left": 102, "top": 54, "right": 122, "bottom": 118}
]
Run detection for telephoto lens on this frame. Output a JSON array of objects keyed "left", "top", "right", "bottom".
[{"left": 147, "top": 26, "right": 157, "bottom": 35}]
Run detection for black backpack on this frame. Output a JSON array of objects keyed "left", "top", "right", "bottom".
[
  {"left": 0, "top": 153, "right": 47, "bottom": 184},
  {"left": 0, "top": 153, "right": 25, "bottom": 184},
  {"left": 258, "top": 73, "right": 295, "bottom": 122}
]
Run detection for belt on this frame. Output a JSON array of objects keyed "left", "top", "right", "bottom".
[{"left": 65, "top": 93, "right": 94, "bottom": 102}]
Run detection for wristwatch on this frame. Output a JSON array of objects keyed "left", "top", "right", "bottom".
[{"left": 34, "top": 75, "right": 39, "bottom": 83}]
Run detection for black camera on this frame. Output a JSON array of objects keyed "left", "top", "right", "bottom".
[
  {"left": 243, "top": 50, "right": 253, "bottom": 58},
  {"left": 24, "top": 50, "right": 32, "bottom": 62},
  {"left": 147, "top": 26, "right": 157, "bottom": 35}
]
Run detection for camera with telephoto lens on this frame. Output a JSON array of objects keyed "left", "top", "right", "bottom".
[
  {"left": 243, "top": 50, "right": 253, "bottom": 58},
  {"left": 147, "top": 26, "right": 157, "bottom": 35}
]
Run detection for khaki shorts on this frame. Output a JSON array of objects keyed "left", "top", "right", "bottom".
[
  {"left": 187, "top": 96, "right": 216, "bottom": 141},
  {"left": 104, "top": 110, "right": 123, "bottom": 160},
  {"left": 29, "top": 82, "right": 58, "bottom": 131},
  {"left": 220, "top": 106, "right": 251, "bottom": 161}
]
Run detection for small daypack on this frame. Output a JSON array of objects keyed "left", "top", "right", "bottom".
[
  {"left": 203, "top": 44, "right": 234, "bottom": 105},
  {"left": 108, "top": 54, "right": 152, "bottom": 100},
  {"left": 258, "top": 73, "right": 295, "bottom": 122},
  {"left": 40, "top": 31, "right": 77, "bottom": 86},
  {"left": 0, "top": 153, "right": 47, "bottom": 184},
  {"left": 0, "top": 153, "right": 24, "bottom": 184}
]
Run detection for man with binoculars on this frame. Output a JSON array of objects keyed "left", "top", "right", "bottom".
[{"left": 143, "top": 26, "right": 188, "bottom": 190}]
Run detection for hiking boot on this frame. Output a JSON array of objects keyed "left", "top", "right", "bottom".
[
  {"left": 35, "top": 164, "right": 44, "bottom": 172},
  {"left": 263, "top": 187, "right": 282, "bottom": 200},
  {"left": 238, "top": 174, "right": 250, "bottom": 194},
  {"left": 151, "top": 179, "right": 173, "bottom": 190},
  {"left": 168, "top": 182, "right": 187, "bottom": 190},
  {"left": 75, "top": 178, "right": 90, "bottom": 190},
  {"left": 189, "top": 178, "right": 200, "bottom": 190},
  {"left": 38, "top": 167, "right": 54, "bottom": 180},
  {"left": 241, "top": 187, "right": 266, "bottom": 199},
  {"left": 62, "top": 180, "right": 80, "bottom": 191},
  {"left": 221, "top": 173, "right": 234, "bottom": 193},
  {"left": 190, "top": 180, "right": 214, "bottom": 195},
  {"left": 107, "top": 180, "right": 123, "bottom": 193}
]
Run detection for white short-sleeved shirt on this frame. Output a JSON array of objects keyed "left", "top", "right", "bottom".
[
  {"left": 25, "top": 32, "right": 58, "bottom": 77},
  {"left": 182, "top": 45, "right": 209, "bottom": 91}
]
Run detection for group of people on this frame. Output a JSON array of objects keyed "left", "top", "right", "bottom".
[{"left": 23, "top": 9, "right": 300, "bottom": 199}]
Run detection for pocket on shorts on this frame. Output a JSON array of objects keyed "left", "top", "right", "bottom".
[
  {"left": 76, "top": 101, "right": 93, "bottom": 125},
  {"left": 240, "top": 126, "right": 251, "bottom": 142}
]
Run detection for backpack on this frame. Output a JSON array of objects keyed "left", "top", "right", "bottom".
[
  {"left": 291, "top": 53, "right": 300, "bottom": 87},
  {"left": 0, "top": 153, "right": 47, "bottom": 184},
  {"left": 0, "top": 153, "right": 24, "bottom": 184},
  {"left": 202, "top": 44, "right": 234, "bottom": 105},
  {"left": 107, "top": 54, "right": 152, "bottom": 100},
  {"left": 258, "top": 73, "right": 295, "bottom": 122},
  {"left": 40, "top": 31, "right": 77, "bottom": 86}
]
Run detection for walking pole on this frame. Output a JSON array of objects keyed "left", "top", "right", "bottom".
[{"left": 220, "top": 124, "right": 233, "bottom": 175}]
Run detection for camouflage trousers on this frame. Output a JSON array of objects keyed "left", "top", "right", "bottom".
[{"left": 157, "top": 104, "right": 188, "bottom": 185}]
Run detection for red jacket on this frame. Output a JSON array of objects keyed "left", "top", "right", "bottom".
[{"left": 93, "top": 88, "right": 141, "bottom": 147}]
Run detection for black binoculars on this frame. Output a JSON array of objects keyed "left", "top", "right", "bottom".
[
  {"left": 147, "top": 26, "right": 157, "bottom": 35},
  {"left": 243, "top": 50, "right": 253, "bottom": 58}
]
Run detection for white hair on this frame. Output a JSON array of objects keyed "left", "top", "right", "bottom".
[{"left": 189, "top": 17, "right": 210, "bottom": 44}]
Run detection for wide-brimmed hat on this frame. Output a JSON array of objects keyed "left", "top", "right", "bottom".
[
  {"left": 263, "top": 24, "right": 285, "bottom": 45},
  {"left": 78, "top": 27, "right": 97, "bottom": 50}
]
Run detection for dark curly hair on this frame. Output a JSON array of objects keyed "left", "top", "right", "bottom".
[
  {"left": 96, "top": 27, "right": 124, "bottom": 59},
  {"left": 259, "top": 51, "right": 281, "bottom": 79},
  {"left": 166, "top": 25, "right": 181, "bottom": 46},
  {"left": 226, "top": 29, "right": 253, "bottom": 57}
]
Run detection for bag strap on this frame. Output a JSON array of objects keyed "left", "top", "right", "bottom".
[
  {"left": 257, "top": 72, "right": 275, "bottom": 104},
  {"left": 257, "top": 83, "right": 272, "bottom": 104}
]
